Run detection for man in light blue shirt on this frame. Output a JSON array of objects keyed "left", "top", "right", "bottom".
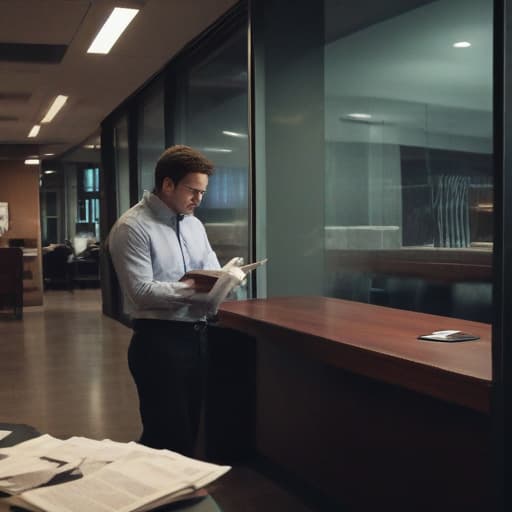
[{"left": 109, "top": 145, "right": 222, "bottom": 455}]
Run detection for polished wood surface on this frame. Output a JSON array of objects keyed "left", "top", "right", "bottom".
[
  {"left": 327, "top": 246, "right": 492, "bottom": 281},
  {"left": 219, "top": 296, "right": 492, "bottom": 412}
]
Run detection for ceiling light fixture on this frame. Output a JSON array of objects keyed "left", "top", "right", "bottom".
[
  {"left": 27, "top": 125, "right": 40, "bottom": 138},
  {"left": 453, "top": 41, "right": 471, "bottom": 48},
  {"left": 222, "top": 130, "right": 248, "bottom": 138},
  {"left": 43, "top": 153, "right": 55, "bottom": 156},
  {"left": 347, "top": 113, "right": 372, "bottom": 120},
  {"left": 44, "top": 170, "right": 57, "bottom": 174},
  {"left": 87, "top": 7, "right": 139, "bottom": 54},
  {"left": 41, "top": 95, "right": 68, "bottom": 123},
  {"left": 24, "top": 159, "right": 40, "bottom": 165}
]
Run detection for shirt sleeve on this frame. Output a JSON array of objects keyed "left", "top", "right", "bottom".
[
  {"left": 109, "top": 222, "right": 194, "bottom": 310},
  {"left": 202, "top": 231, "right": 221, "bottom": 270}
]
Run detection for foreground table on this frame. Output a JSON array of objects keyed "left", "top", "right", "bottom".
[
  {"left": 219, "top": 297, "right": 493, "bottom": 511},
  {"left": 0, "top": 423, "right": 222, "bottom": 512}
]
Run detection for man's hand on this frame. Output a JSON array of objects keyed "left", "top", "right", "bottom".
[{"left": 179, "top": 277, "right": 214, "bottom": 293}]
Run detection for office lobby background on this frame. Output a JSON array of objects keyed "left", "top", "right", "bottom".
[{"left": 0, "top": 0, "right": 510, "bottom": 510}]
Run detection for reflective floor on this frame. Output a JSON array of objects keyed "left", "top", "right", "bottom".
[{"left": 0, "top": 289, "right": 316, "bottom": 512}]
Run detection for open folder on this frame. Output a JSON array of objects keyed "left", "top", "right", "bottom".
[{"left": 182, "top": 257, "right": 268, "bottom": 315}]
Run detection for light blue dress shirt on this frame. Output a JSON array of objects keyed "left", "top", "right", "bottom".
[{"left": 108, "top": 190, "right": 220, "bottom": 321}]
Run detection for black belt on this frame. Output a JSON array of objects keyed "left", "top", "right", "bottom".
[{"left": 132, "top": 318, "right": 208, "bottom": 333}]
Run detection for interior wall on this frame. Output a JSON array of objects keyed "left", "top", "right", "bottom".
[{"left": 0, "top": 161, "right": 43, "bottom": 306}]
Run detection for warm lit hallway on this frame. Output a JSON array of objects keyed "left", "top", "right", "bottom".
[{"left": 0, "top": 289, "right": 319, "bottom": 512}]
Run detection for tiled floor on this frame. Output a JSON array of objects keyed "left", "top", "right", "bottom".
[{"left": 0, "top": 289, "right": 320, "bottom": 512}]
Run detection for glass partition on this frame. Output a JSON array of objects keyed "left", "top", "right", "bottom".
[
  {"left": 114, "top": 115, "right": 130, "bottom": 217},
  {"left": 138, "top": 80, "right": 165, "bottom": 197},
  {"left": 173, "top": 28, "right": 250, "bottom": 284},
  {"left": 255, "top": 0, "right": 493, "bottom": 321},
  {"left": 325, "top": 0, "right": 493, "bottom": 321}
]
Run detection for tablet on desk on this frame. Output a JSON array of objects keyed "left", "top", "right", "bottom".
[{"left": 418, "top": 330, "right": 480, "bottom": 342}]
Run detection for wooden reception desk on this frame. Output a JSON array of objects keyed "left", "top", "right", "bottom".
[{"left": 219, "top": 297, "right": 493, "bottom": 511}]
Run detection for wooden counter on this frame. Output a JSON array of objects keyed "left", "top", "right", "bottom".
[
  {"left": 218, "top": 297, "right": 494, "bottom": 511},
  {"left": 220, "top": 296, "right": 492, "bottom": 413}
]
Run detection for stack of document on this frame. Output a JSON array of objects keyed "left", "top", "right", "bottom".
[{"left": 0, "top": 434, "right": 230, "bottom": 512}]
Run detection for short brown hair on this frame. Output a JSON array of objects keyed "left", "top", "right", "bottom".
[{"left": 154, "top": 145, "right": 214, "bottom": 191}]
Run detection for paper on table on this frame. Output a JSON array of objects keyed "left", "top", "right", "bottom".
[
  {"left": 0, "top": 451, "right": 82, "bottom": 494},
  {"left": 11, "top": 450, "right": 230, "bottom": 512},
  {"left": 0, "top": 430, "right": 11, "bottom": 442}
]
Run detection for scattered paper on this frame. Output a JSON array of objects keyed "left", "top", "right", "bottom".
[
  {"left": 0, "top": 430, "right": 12, "bottom": 442},
  {"left": 1, "top": 434, "right": 230, "bottom": 512}
]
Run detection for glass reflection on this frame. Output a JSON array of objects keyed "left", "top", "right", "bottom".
[
  {"left": 175, "top": 28, "right": 250, "bottom": 295},
  {"left": 324, "top": 0, "right": 493, "bottom": 321}
]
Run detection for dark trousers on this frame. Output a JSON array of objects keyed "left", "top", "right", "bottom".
[{"left": 128, "top": 319, "right": 206, "bottom": 456}]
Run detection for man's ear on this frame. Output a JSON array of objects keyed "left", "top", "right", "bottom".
[{"left": 162, "top": 176, "right": 176, "bottom": 193}]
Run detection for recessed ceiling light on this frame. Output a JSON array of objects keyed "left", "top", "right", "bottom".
[
  {"left": 87, "top": 7, "right": 139, "bottom": 54},
  {"left": 453, "top": 41, "right": 471, "bottom": 48},
  {"left": 222, "top": 130, "right": 248, "bottom": 138},
  {"left": 347, "top": 113, "right": 372, "bottom": 120},
  {"left": 41, "top": 95, "right": 68, "bottom": 123},
  {"left": 24, "top": 159, "right": 40, "bottom": 165},
  {"left": 44, "top": 170, "right": 57, "bottom": 174},
  {"left": 28, "top": 125, "right": 40, "bottom": 138},
  {"left": 43, "top": 153, "right": 55, "bottom": 156}
]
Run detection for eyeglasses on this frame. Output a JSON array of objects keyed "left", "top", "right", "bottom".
[{"left": 180, "top": 184, "right": 207, "bottom": 197}]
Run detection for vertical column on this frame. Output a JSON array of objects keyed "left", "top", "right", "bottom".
[{"left": 253, "top": 0, "right": 325, "bottom": 296}]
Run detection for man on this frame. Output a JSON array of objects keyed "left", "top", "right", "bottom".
[{"left": 108, "top": 144, "right": 235, "bottom": 456}]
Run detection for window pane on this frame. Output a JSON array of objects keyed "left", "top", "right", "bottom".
[
  {"left": 138, "top": 80, "right": 165, "bottom": 197},
  {"left": 175, "top": 28, "right": 250, "bottom": 295},
  {"left": 324, "top": 0, "right": 493, "bottom": 321},
  {"left": 114, "top": 116, "right": 130, "bottom": 216},
  {"left": 83, "top": 167, "right": 100, "bottom": 192},
  {"left": 255, "top": 0, "right": 493, "bottom": 322}
]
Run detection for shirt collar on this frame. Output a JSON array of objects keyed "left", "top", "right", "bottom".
[{"left": 143, "top": 190, "right": 180, "bottom": 224}]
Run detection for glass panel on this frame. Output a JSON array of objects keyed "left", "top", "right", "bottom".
[
  {"left": 76, "top": 167, "right": 100, "bottom": 241},
  {"left": 138, "top": 80, "right": 165, "bottom": 197},
  {"left": 114, "top": 115, "right": 130, "bottom": 216},
  {"left": 175, "top": 28, "right": 250, "bottom": 295},
  {"left": 324, "top": 0, "right": 493, "bottom": 321},
  {"left": 77, "top": 199, "right": 89, "bottom": 223},
  {"left": 255, "top": 0, "right": 493, "bottom": 322},
  {"left": 83, "top": 167, "right": 100, "bottom": 192}
]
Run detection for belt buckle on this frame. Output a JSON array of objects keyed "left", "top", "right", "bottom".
[{"left": 193, "top": 321, "right": 207, "bottom": 333}]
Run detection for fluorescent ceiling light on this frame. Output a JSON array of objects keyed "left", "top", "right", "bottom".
[
  {"left": 347, "top": 113, "right": 372, "bottom": 120},
  {"left": 44, "top": 170, "right": 57, "bottom": 174},
  {"left": 87, "top": 7, "right": 139, "bottom": 54},
  {"left": 41, "top": 95, "right": 68, "bottom": 123},
  {"left": 453, "top": 41, "right": 471, "bottom": 48},
  {"left": 24, "top": 159, "right": 40, "bottom": 165},
  {"left": 28, "top": 125, "right": 40, "bottom": 138},
  {"left": 43, "top": 153, "right": 55, "bottom": 156},
  {"left": 202, "top": 147, "right": 233, "bottom": 153},
  {"left": 222, "top": 130, "right": 248, "bottom": 138}
]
